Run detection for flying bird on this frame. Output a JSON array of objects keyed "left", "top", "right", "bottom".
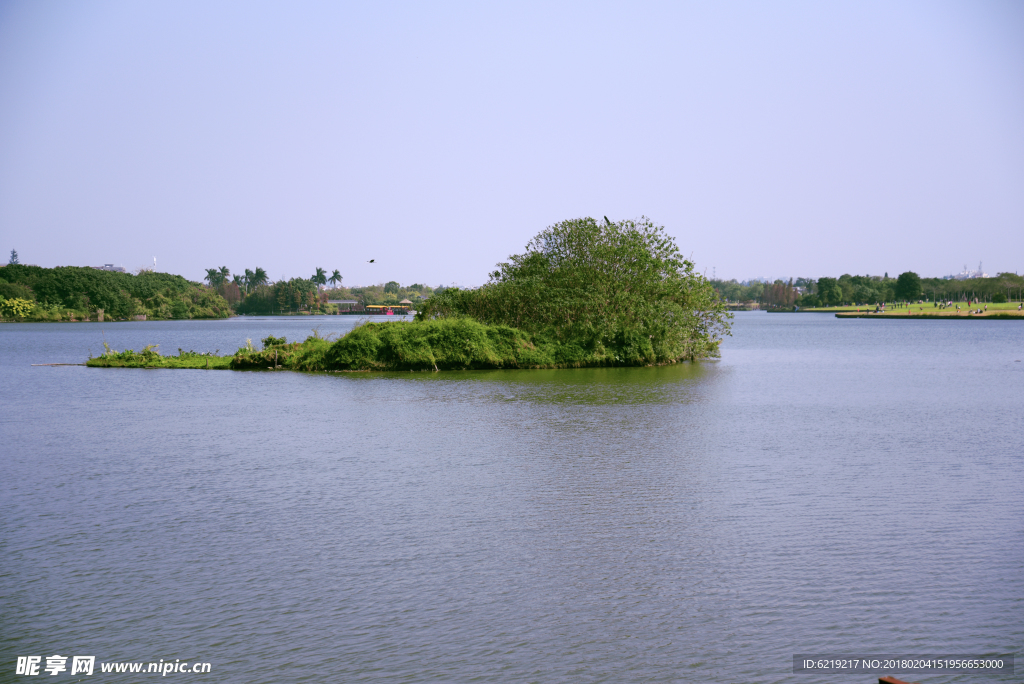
[{"left": 367, "top": 259, "right": 375, "bottom": 263}]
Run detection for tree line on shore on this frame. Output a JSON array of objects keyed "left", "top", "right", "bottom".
[
  {"left": 0, "top": 266, "right": 444, "bottom": 322},
  {"left": 0, "top": 263, "right": 232, "bottom": 321},
  {"left": 0, "top": 251, "right": 447, "bottom": 321},
  {"left": 202, "top": 265, "right": 443, "bottom": 315},
  {"left": 713, "top": 272, "right": 1024, "bottom": 309}
]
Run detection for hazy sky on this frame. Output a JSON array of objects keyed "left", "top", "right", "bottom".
[{"left": 1, "top": 1, "right": 1021, "bottom": 286}]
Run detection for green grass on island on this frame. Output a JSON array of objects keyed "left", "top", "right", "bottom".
[
  {"left": 87, "top": 317, "right": 714, "bottom": 372},
  {"left": 88, "top": 344, "right": 234, "bottom": 369}
]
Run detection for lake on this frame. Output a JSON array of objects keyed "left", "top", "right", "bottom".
[{"left": 2, "top": 313, "right": 1021, "bottom": 682}]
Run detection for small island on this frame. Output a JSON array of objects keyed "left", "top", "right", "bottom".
[{"left": 86, "top": 217, "right": 732, "bottom": 372}]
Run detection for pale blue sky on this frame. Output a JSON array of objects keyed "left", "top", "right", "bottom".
[{"left": 1, "top": 0, "right": 1021, "bottom": 286}]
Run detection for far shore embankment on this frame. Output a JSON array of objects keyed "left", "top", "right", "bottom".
[
  {"left": 764, "top": 303, "right": 1023, "bottom": 319},
  {"left": 834, "top": 311, "right": 1024, "bottom": 320}
]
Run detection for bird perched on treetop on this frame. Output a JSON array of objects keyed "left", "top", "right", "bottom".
[{"left": 604, "top": 216, "right": 611, "bottom": 225}]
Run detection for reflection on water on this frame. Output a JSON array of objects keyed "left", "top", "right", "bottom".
[
  {"left": 362, "top": 362, "right": 715, "bottom": 405},
  {"left": 1, "top": 313, "right": 1020, "bottom": 683}
]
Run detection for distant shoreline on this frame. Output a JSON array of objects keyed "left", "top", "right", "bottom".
[
  {"left": 763, "top": 305, "right": 1024, "bottom": 320},
  {"left": 834, "top": 312, "right": 1023, "bottom": 320}
]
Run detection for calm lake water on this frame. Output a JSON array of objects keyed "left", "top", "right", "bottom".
[{"left": 2, "top": 313, "right": 1021, "bottom": 683}]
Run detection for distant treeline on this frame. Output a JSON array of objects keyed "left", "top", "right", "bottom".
[
  {"left": 213, "top": 267, "right": 442, "bottom": 315},
  {"left": 0, "top": 257, "right": 448, "bottom": 321},
  {"left": 0, "top": 264, "right": 231, "bottom": 321},
  {"left": 713, "top": 272, "right": 1024, "bottom": 309}
]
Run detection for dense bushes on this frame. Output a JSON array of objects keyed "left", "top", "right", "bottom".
[
  {"left": 320, "top": 319, "right": 558, "bottom": 370},
  {"left": 233, "top": 317, "right": 696, "bottom": 371},
  {"left": 87, "top": 313, "right": 723, "bottom": 372},
  {"left": 0, "top": 297, "right": 34, "bottom": 318},
  {"left": 418, "top": 217, "right": 729, "bottom": 363}
]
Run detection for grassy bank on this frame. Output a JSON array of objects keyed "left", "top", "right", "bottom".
[
  {"left": 835, "top": 311, "right": 1024, "bottom": 319},
  {"left": 789, "top": 302, "right": 1024, "bottom": 318},
  {"left": 87, "top": 319, "right": 705, "bottom": 372}
]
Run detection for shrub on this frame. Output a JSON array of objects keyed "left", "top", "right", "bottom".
[
  {"left": 321, "top": 319, "right": 558, "bottom": 371},
  {"left": 419, "top": 217, "right": 730, "bottom": 362},
  {"left": 0, "top": 297, "right": 34, "bottom": 319}
]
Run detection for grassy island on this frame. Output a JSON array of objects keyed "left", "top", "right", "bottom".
[
  {"left": 87, "top": 319, "right": 656, "bottom": 372},
  {"left": 88, "top": 344, "right": 234, "bottom": 369},
  {"left": 86, "top": 217, "right": 732, "bottom": 372}
]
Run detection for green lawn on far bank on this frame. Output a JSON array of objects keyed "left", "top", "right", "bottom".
[{"left": 792, "top": 301, "right": 1023, "bottom": 316}]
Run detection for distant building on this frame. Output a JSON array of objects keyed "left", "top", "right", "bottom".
[
  {"left": 328, "top": 299, "right": 362, "bottom": 312},
  {"left": 945, "top": 262, "right": 989, "bottom": 280},
  {"left": 93, "top": 264, "right": 126, "bottom": 273}
]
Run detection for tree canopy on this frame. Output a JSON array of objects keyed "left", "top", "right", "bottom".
[
  {"left": 420, "top": 217, "right": 730, "bottom": 363},
  {"left": 894, "top": 271, "right": 922, "bottom": 301},
  {"left": 0, "top": 264, "right": 230, "bottom": 320}
]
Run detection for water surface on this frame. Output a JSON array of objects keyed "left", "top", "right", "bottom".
[{"left": 2, "top": 313, "right": 1021, "bottom": 682}]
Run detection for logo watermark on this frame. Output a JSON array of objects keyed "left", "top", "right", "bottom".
[
  {"left": 792, "top": 654, "right": 1013, "bottom": 674},
  {"left": 15, "top": 656, "right": 211, "bottom": 676}
]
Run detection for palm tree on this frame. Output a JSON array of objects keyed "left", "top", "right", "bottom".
[
  {"left": 218, "top": 266, "right": 230, "bottom": 283},
  {"left": 251, "top": 267, "right": 268, "bottom": 288},
  {"left": 244, "top": 269, "right": 255, "bottom": 294},
  {"left": 205, "top": 268, "right": 219, "bottom": 286},
  {"left": 329, "top": 269, "right": 342, "bottom": 288},
  {"left": 313, "top": 267, "right": 327, "bottom": 293}
]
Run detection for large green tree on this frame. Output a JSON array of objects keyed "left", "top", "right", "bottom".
[
  {"left": 420, "top": 216, "right": 730, "bottom": 362},
  {"left": 895, "top": 271, "right": 922, "bottom": 300},
  {"left": 816, "top": 277, "right": 843, "bottom": 306}
]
